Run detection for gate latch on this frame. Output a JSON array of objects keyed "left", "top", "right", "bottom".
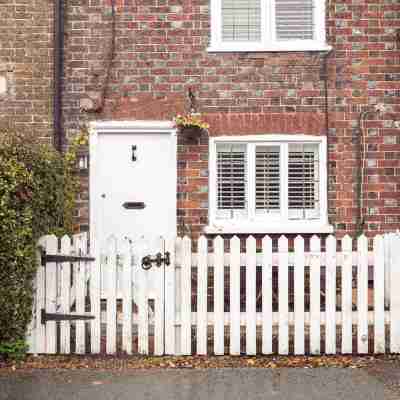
[{"left": 141, "top": 252, "right": 170, "bottom": 270}]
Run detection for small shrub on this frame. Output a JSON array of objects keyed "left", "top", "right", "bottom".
[
  {"left": 0, "top": 340, "right": 29, "bottom": 362},
  {"left": 0, "top": 128, "right": 85, "bottom": 356}
]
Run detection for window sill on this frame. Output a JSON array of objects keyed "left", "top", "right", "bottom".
[
  {"left": 204, "top": 222, "right": 334, "bottom": 235},
  {"left": 207, "top": 43, "right": 332, "bottom": 53}
]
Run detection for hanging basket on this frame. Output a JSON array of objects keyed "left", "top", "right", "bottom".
[{"left": 179, "top": 125, "right": 207, "bottom": 140}]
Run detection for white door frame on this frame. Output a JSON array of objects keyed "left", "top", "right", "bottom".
[{"left": 89, "top": 120, "right": 177, "bottom": 260}]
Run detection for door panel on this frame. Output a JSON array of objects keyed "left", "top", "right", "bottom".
[{"left": 96, "top": 132, "right": 176, "bottom": 249}]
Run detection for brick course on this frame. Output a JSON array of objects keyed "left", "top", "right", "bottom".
[{"left": 0, "top": 0, "right": 53, "bottom": 141}]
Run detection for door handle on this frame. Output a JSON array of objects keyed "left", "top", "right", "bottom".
[{"left": 122, "top": 202, "right": 145, "bottom": 210}]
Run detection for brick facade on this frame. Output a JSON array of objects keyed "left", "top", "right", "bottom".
[
  {"left": 1, "top": 0, "right": 400, "bottom": 237},
  {"left": 0, "top": 0, "right": 53, "bottom": 142}
]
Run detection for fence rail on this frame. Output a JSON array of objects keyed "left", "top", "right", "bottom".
[{"left": 27, "top": 232, "right": 400, "bottom": 356}]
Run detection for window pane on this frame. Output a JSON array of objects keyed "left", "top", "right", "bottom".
[
  {"left": 288, "top": 143, "right": 319, "bottom": 218},
  {"left": 275, "top": 0, "right": 314, "bottom": 41},
  {"left": 222, "top": 0, "right": 261, "bottom": 42},
  {"left": 217, "top": 144, "right": 247, "bottom": 214},
  {"left": 255, "top": 146, "right": 280, "bottom": 213}
]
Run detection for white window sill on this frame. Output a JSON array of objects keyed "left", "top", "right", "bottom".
[
  {"left": 207, "top": 43, "right": 332, "bottom": 53},
  {"left": 204, "top": 222, "right": 334, "bottom": 235}
]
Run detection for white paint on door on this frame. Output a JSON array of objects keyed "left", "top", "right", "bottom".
[{"left": 89, "top": 121, "right": 177, "bottom": 299}]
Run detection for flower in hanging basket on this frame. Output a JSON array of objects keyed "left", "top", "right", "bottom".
[{"left": 173, "top": 113, "right": 210, "bottom": 131}]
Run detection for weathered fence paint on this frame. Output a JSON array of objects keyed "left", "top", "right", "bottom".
[{"left": 28, "top": 233, "right": 399, "bottom": 356}]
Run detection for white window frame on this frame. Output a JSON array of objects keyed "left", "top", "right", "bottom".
[
  {"left": 207, "top": 134, "right": 333, "bottom": 234},
  {"left": 208, "top": 0, "right": 331, "bottom": 52}
]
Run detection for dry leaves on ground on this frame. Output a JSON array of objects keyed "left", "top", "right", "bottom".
[{"left": 0, "top": 354, "right": 394, "bottom": 373}]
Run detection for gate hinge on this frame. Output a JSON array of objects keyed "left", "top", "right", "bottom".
[
  {"left": 41, "top": 309, "right": 95, "bottom": 324},
  {"left": 41, "top": 249, "right": 95, "bottom": 266}
]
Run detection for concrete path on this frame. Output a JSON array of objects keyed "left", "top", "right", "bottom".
[{"left": 0, "top": 368, "right": 397, "bottom": 400}]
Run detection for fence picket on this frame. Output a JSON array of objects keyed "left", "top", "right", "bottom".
[
  {"left": 174, "top": 238, "right": 182, "bottom": 355},
  {"left": 90, "top": 237, "right": 101, "bottom": 355},
  {"left": 342, "top": 235, "right": 353, "bottom": 354},
  {"left": 106, "top": 236, "right": 117, "bottom": 354},
  {"left": 45, "top": 235, "right": 58, "bottom": 354},
  {"left": 197, "top": 236, "right": 208, "bottom": 355},
  {"left": 325, "top": 235, "right": 337, "bottom": 355},
  {"left": 278, "top": 236, "right": 289, "bottom": 355},
  {"left": 246, "top": 236, "right": 257, "bottom": 355},
  {"left": 357, "top": 235, "right": 369, "bottom": 354},
  {"left": 60, "top": 235, "right": 72, "bottom": 354},
  {"left": 214, "top": 236, "right": 225, "bottom": 355},
  {"left": 181, "top": 236, "right": 192, "bottom": 355},
  {"left": 374, "top": 235, "right": 385, "bottom": 353},
  {"left": 137, "top": 238, "right": 149, "bottom": 355},
  {"left": 164, "top": 237, "right": 176, "bottom": 355},
  {"left": 35, "top": 236, "right": 47, "bottom": 354},
  {"left": 230, "top": 236, "right": 241, "bottom": 355},
  {"left": 310, "top": 235, "right": 321, "bottom": 355},
  {"left": 154, "top": 240, "right": 165, "bottom": 356},
  {"left": 121, "top": 239, "right": 133, "bottom": 355},
  {"left": 262, "top": 236, "right": 273, "bottom": 355},
  {"left": 74, "top": 233, "right": 87, "bottom": 354},
  {"left": 390, "top": 234, "right": 400, "bottom": 353},
  {"left": 384, "top": 234, "right": 391, "bottom": 310},
  {"left": 294, "top": 236, "right": 305, "bottom": 355}
]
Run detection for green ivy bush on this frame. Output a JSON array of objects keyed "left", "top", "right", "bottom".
[
  {"left": 0, "top": 129, "right": 84, "bottom": 360},
  {"left": 0, "top": 340, "right": 29, "bottom": 362}
]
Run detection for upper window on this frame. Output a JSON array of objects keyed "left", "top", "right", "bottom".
[
  {"left": 209, "top": 0, "right": 331, "bottom": 52},
  {"left": 208, "top": 135, "right": 331, "bottom": 234}
]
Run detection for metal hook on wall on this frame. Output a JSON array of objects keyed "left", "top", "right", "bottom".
[{"left": 188, "top": 87, "right": 196, "bottom": 113}]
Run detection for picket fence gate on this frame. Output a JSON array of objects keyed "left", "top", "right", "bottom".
[{"left": 27, "top": 232, "right": 400, "bottom": 356}]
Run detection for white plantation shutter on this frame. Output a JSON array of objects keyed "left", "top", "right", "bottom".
[
  {"left": 288, "top": 143, "right": 320, "bottom": 219},
  {"left": 255, "top": 146, "right": 280, "bottom": 214},
  {"left": 212, "top": 140, "right": 325, "bottom": 224},
  {"left": 221, "top": 0, "right": 261, "bottom": 42},
  {"left": 275, "top": 0, "right": 315, "bottom": 41},
  {"left": 216, "top": 143, "right": 247, "bottom": 219}
]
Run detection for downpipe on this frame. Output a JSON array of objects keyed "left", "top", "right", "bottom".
[{"left": 54, "top": 0, "right": 65, "bottom": 152}]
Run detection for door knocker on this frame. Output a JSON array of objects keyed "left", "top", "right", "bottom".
[{"left": 132, "top": 145, "right": 137, "bottom": 162}]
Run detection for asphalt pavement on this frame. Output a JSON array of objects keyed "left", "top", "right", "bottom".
[{"left": 0, "top": 367, "right": 397, "bottom": 400}]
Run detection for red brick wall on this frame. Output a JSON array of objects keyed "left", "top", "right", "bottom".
[
  {"left": 0, "top": 0, "right": 53, "bottom": 141},
  {"left": 327, "top": 1, "right": 400, "bottom": 236},
  {"left": 27, "top": 0, "right": 400, "bottom": 237}
]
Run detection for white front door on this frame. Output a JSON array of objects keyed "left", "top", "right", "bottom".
[{"left": 90, "top": 121, "right": 177, "bottom": 267}]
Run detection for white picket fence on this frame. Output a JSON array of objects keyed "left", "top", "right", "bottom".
[{"left": 27, "top": 232, "right": 400, "bottom": 356}]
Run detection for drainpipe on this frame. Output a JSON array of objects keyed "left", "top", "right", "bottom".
[
  {"left": 54, "top": 0, "right": 65, "bottom": 152},
  {"left": 356, "top": 104, "right": 386, "bottom": 236},
  {"left": 322, "top": 50, "right": 332, "bottom": 226}
]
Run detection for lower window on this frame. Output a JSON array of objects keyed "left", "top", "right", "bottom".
[{"left": 209, "top": 135, "right": 330, "bottom": 233}]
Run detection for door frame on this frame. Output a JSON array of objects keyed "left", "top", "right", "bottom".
[{"left": 89, "top": 120, "right": 178, "bottom": 264}]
